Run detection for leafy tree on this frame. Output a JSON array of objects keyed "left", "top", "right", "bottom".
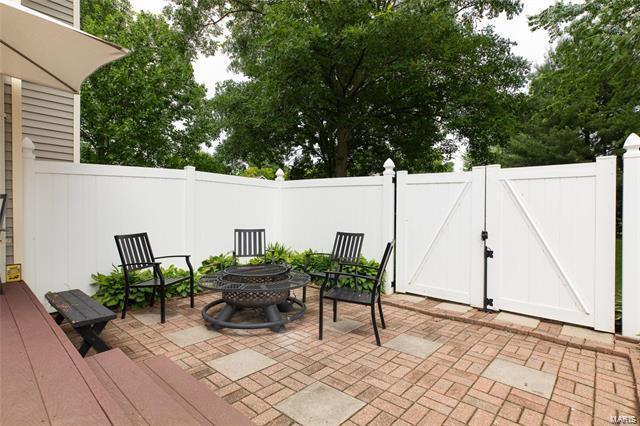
[
  {"left": 80, "top": 0, "right": 217, "bottom": 168},
  {"left": 501, "top": 0, "right": 640, "bottom": 167},
  {"left": 167, "top": 0, "right": 528, "bottom": 177}
]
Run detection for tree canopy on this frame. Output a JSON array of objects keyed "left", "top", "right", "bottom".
[
  {"left": 168, "top": 0, "right": 529, "bottom": 177},
  {"left": 500, "top": 0, "right": 640, "bottom": 167},
  {"left": 80, "top": 0, "right": 226, "bottom": 172}
]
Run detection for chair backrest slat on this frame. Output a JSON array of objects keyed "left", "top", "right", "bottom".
[
  {"left": 374, "top": 241, "right": 395, "bottom": 293},
  {"left": 115, "top": 232, "right": 156, "bottom": 272},
  {"left": 234, "top": 229, "right": 266, "bottom": 258},
  {"left": 332, "top": 232, "right": 364, "bottom": 263}
]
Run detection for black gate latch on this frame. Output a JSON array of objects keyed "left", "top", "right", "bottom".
[{"left": 485, "top": 247, "right": 494, "bottom": 258}]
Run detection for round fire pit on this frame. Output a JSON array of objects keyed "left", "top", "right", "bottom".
[{"left": 200, "top": 264, "right": 310, "bottom": 332}]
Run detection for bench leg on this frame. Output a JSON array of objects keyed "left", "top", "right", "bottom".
[
  {"left": 76, "top": 322, "right": 110, "bottom": 356},
  {"left": 54, "top": 313, "right": 65, "bottom": 325}
]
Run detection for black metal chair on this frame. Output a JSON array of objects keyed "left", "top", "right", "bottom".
[
  {"left": 319, "top": 241, "right": 395, "bottom": 346},
  {"left": 303, "top": 232, "right": 365, "bottom": 302},
  {"left": 232, "top": 229, "right": 272, "bottom": 265},
  {"left": 114, "top": 232, "right": 194, "bottom": 323}
]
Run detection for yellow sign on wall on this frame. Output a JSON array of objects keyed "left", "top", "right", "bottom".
[{"left": 6, "top": 263, "right": 21, "bottom": 282}]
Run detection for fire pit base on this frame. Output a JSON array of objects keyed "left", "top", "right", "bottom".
[{"left": 201, "top": 297, "right": 306, "bottom": 333}]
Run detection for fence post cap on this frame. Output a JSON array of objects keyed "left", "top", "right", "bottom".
[
  {"left": 275, "top": 168, "right": 285, "bottom": 181},
  {"left": 624, "top": 133, "right": 640, "bottom": 152},
  {"left": 22, "top": 137, "right": 36, "bottom": 159},
  {"left": 383, "top": 158, "right": 395, "bottom": 175}
]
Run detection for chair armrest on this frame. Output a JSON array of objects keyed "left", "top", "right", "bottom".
[
  {"left": 339, "top": 262, "right": 378, "bottom": 271},
  {"left": 154, "top": 255, "right": 194, "bottom": 275},
  {"left": 323, "top": 271, "right": 378, "bottom": 282},
  {"left": 119, "top": 262, "right": 162, "bottom": 268},
  {"left": 154, "top": 255, "right": 191, "bottom": 260},
  {"left": 307, "top": 252, "right": 333, "bottom": 257}
]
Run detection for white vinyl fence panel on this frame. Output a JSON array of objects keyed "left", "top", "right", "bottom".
[
  {"left": 395, "top": 170, "right": 479, "bottom": 304},
  {"left": 279, "top": 176, "right": 386, "bottom": 261},
  {"left": 22, "top": 160, "right": 281, "bottom": 302},
  {"left": 488, "top": 158, "right": 616, "bottom": 331}
]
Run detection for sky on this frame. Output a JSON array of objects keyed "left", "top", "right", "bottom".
[{"left": 129, "top": 0, "right": 560, "bottom": 169}]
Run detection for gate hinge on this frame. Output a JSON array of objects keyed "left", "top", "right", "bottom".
[
  {"left": 485, "top": 247, "right": 494, "bottom": 258},
  {"left": 481, "top": 230, "right": 488, "bottom": 241},
  {"left": 485, "top": 297, "right": 494, "bottom": 307}
]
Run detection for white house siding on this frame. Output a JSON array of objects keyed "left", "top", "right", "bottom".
[
  {"left": 4, "top": 82, "right": 14, "bottom": 264},
  {"left": 3, "top": 0, "right": 77, "bottom": 266}
]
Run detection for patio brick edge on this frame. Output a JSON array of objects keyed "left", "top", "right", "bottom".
[{"left": 382, "top": 298, "right": 640, "bottom": 406}]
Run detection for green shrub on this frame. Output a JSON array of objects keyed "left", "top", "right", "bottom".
[
  {"left": 241, "top": 242, "right": 383, "bottom": 292},
  {"left": 91, "top": 265, "right": 199, "bottom": 310},
  {"left": 198, "top": 253, "right": 234, "bottom": 275},
  {"left": 91, "top": 243, "right": 384, "bottom": 311}
]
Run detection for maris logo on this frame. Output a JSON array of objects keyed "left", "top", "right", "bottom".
[{"left": 610, "top": 416, "right": 638, "bottom": 424}]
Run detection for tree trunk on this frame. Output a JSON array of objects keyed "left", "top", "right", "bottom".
[{"left": 335, "top": 127, "right": 350, "bottom": 177}]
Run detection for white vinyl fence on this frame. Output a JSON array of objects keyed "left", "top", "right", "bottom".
[
  {"left": 19, "top": 135, "right": 640, "bottom": 335},
  {"left": 396, "top": 159, "right": 617, "bottom": 332}
]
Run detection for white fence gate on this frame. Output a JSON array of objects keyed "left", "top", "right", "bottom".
[{"left": 396, "top": 158, "right": 616, "bottom": 332}]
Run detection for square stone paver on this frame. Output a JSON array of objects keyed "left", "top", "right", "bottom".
[
  {"left": 560, "top": 324, "right": 614, "bottom": 345},
  {"left": 132, "top": 311, "right": 180, "bottom": 325},
  {"left": 482, "top": 358, "right": 556, "bottom": 398},
  {"left": 383, "top": 334, "right": 442, "bottom": 358},
  {"left": 327, "top": 318, "right": 363, "bottom": 333},
  {"left": 206, "top": 348, "right": 276, "bottom": 381},
  {"left": 495, "top": 312, "right": 540, "bottom": 328},
  {"left": 164, "top": 325, "right": 220, "bottom": 347},
  {"left": 434, "top": 302, "right": 472, "bottom": 313},
  {"left": 275, "top": 382, "right": 365, "bottom": 426}
]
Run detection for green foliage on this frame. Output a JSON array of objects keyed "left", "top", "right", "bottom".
[
  {"left": 243, "top": 243, "right": 384, "bottom": 292},
  {"left": 91, "top": 265, "right": 198, "bottom": 310},
  {"left": 198, "top": 253, "right": 234, "bottom": 275},
  {"left": 168, "top": 0, "right": 528, "bottom": 176},
  {"left": 80, "top": 0, "right": 217, "bottom": 170},
  {"left": 241, "top": 166, "right": 279, "bottom": 180},
  {"left": 500, "top": 0, "right": 640, "bottom": 167}
]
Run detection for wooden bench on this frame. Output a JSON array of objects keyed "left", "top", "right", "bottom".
[{"left": 46, "top": 289, "right": 116, "bottom": 356}]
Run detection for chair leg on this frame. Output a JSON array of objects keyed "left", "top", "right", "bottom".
[
  {"left": 318, "top": 289, "right": 324, "bottom": 340},
  {"left": 160, "top": 285, "right": 166, "bottom": 324},
  {"left": 302, "top": 286, "right": 307, "bottom": 303},
  {"left": 371, "top": 303, "right": 381, "bottom": 346},
  {"left": 190, "top": 276, "right": 195, "bottom": 308},
  {"left": 378, "top": 297, "right": 386, "bottom": 329},
  {"left": 332, "top": 300, "right": 338, "bottom": 322},
  {"left": 121, "top": 286, "right": 130, "bottom": 319},
  {"left": 149, "top": 287, "right": 156, "bottom": 307}
]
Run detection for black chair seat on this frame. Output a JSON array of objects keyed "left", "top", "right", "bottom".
[
  {"left": 323, "top": 287, "right": 376, "bottom": 305},
  {"left": 130, "top": 276, "right": 190, "bottom": 288}
]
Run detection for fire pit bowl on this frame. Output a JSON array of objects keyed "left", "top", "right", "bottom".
[{"left": 199, "top": 264, "right": 310, "bottom": 332}]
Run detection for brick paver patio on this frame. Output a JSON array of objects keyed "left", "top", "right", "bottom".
[{"left": 63, "top": 288, "right": 639, "bottom": 425}]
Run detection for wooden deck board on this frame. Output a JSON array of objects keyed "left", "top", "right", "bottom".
[
  {"left": 91, "top": 349, "right": 201, "bottom": 425},
  {"left": 86, "top": 357, "right": 149, "bottom": 425},
  {"left": 0, "top": 296, "right": 49, "bottom": 425},
  {"left": 20, "top": 283, "right": 133, "bottom": 426},
  {"left": 141, "top": 356, "right": 254, "bottom": 426},
  {"left": 3, "top": 282, "right": 111, "bottom": 425}
]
